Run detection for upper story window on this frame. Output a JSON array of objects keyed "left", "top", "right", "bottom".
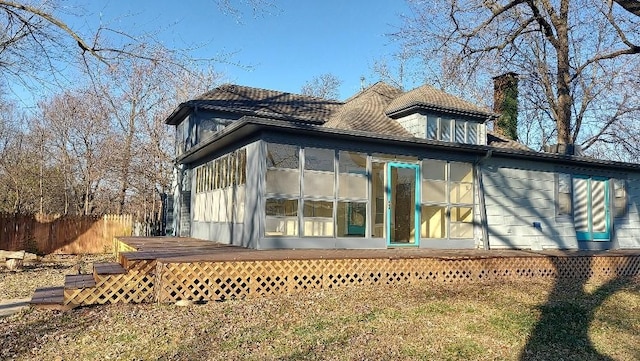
[{"left": 426, "top": 117, "right": 483, "bottom": 145}]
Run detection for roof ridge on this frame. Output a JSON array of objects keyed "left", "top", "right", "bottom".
[
  {"left": 342, "top": 81, "right": 399, "bottom": 103},
  {"left": 201, "top": 83, "right": 343, "bottom": 104}
]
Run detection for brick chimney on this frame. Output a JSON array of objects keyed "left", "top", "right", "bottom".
[{"left": 493, "top": 72, "right": 519, "bottom": 141}]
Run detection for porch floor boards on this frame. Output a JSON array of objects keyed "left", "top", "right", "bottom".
[{"left": 117, "top": 236, "right": 640, "bottom": 263}]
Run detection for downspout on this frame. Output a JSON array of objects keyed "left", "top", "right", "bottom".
[{"left": 476, "top": 150, "right": 492, "bottom": 250}]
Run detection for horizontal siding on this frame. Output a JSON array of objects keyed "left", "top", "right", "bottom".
[
  {"left": 482, "top": 162, "right": 577, "bottom": 249},
  {"left": 615, "top": 174, "right": 640, "bottom": 248},
  {"left": 483, "top": 160, "right": 640, "bottom": 249}
]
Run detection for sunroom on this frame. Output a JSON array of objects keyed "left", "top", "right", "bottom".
[{"left": 259, "top": 141, "right": 478, "bottom": 249}]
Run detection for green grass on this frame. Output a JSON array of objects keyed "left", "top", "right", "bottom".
[{"left": 1, "top": 276, "right": 639, "bottom": 360}]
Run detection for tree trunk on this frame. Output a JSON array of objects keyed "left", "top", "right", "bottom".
[
  {"left": 117, "top": 102, "right": 137, "bottom": 215},
  {"left": 555, "top": 0, "right": 573, "bottom": 145}
]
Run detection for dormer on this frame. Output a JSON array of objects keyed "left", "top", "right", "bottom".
[{"left": 384, "top": 85, "right": 498, "bottom": 146}]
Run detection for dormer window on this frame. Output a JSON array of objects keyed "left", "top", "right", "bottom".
[{"left": 426, "top": 116, "right": 483, "bottom": 145}]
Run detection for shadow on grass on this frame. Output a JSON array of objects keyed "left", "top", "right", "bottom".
[
  {"left": 0, "top": 308, "right": 99, "bottom": 360},
  {"left": 519, "top": 257, "right": 638, "bottom": 361}
]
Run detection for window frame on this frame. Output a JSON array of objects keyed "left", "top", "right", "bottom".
[{"left": 419, "top": 159, "right": 475, "bottom": 240}]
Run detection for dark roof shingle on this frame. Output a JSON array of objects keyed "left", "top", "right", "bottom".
[
  {"left": 166, "top": 84, "right": 342, "bottom": 124},
  {"left": 323, "top": 82, "right": 412, "bottom": 137},
  {"left": 385, "top": 84, "right": 497, "bottom": 120},
  {"left": 486, "top": 131, "right": 531, "bottom": 151}
]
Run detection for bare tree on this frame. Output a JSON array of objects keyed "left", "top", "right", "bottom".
[
  {"left": 300, "top": 73, "right": 343, "bottom": 100},
  {"left": 396, "top": 0, "right": 640, "bottom": 154},
  {"left": 38, "top": 90, "right": 113, "bottom": 215},
  {"left": 81, "top": 45, "right": 220, "bottom": 215},
  {"left": 0, "top": 0, "right": 274, "bottom": 91}
]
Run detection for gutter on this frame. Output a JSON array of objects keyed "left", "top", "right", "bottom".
[{"left": 175, "top": 116, "right": 640, "bottom": 173}]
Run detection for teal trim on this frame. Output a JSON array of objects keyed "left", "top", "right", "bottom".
[
  {"left": 386, "top": 162, "right": 421, "bottom": 247},
  {"left": 346, "top": 203, "right": 365, "bottom": 236},
  {"left": 574, "top": 176, "right": 610, "bottom": 242}
]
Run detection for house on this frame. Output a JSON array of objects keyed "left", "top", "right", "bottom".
[{"left": 164, "top": 76, "right": 640, "bottom": 251}]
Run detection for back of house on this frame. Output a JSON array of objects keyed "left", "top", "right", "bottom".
[{"left": 163, "top": 78, "right": 640, "bottom": 251}]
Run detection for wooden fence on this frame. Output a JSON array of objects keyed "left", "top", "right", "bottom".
[{"left": 0, "top": 214, "right": 134, "bottom": 255}]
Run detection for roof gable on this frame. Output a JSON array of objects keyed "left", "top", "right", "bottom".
[{"left": 385, "top": 84, "right": 497, "bottom": 120}]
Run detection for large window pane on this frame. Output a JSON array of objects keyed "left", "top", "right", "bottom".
[
  {"left": 422, "top": 159, "right": 446, "bottom": 180},
  {"left": 371, "top": 162, "right": 385, "bottom": 238},
  {"left": 426, "top": 116, "right": 437, "bottom": 140},
  {"left": 450, "top": 162, "right": 473, "bottom": 182},
  {"left": 613, "top": 179, "right": 627, "bottom": 218},
  {"left": 339, "top": 151, "right": 366, "bottom": 174},
  {"left": 450, "top": 207, "right": 473, "bottom": 238},
  {"left": 440, "top": 118, "right": 452, "bottom": 141},
  {"left": 467, "top": 123, "right": 478, "bottom": 144},
  {"left": 303, "top": 200, "right": 333, "bottom": 217},
  {"left": 238, "top": 149, "right": 247, "bottom": 185},
  {"left": 305, "top": 148, "right": 334, "bottom": 172},
  {"left": 455, "top": 121, "right": 465, "bottom": 143},
  {"left": 267, "top": 143, "right": 299, "bottom": 169},
  {"left": 265, "top": 218, "right": 298, "bottom": 236},
  {"left": 338, "top": 174, "right": 367, "bottom": 199},
  {"left": 303, "top": 171, "right": 334, "bottom": 197},
  {"left": 265, "top": 198, "right": 299, "bottom": 237},
  {"left": 266, "top": 198, "right": 298, "bottom": 216},
  {"left": 557, "top": 173, "right": 572, "bottom": 216},
  {"left": 337, "top": 201, "right": 366, "bottom": 237},
  {"left": 421, "top": 205, "right": 446, "bottom": 238},
  {"left": 450, "top": 182, "right": 473, "bottom": 204},
  {"left": 422, "top": 180, "right": 447, "bottom": 203},
  {"left": 229, "top": 152, "right": 237, "bottom": 186},
  {"left": 303, "top": 200, "right": 334, "bottom": 237},
  {"left": 220, "top": 156, "right": 228, "bottom": 188},
  {"left": 266, "top": 169, "right": 300, "bottom": 195}
]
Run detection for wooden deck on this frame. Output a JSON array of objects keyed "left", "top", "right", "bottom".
[
  {"left": 117, "top": 236, "right": 640, "bottom": 262},
  {"left": 32, "top": 237, "right": 640, "bottom": 308}
]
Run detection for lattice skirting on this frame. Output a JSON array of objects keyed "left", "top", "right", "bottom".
[
  {"left": 154, "top": 255, "right": 640, "bottom": 303},
  {"left": 65, "top": 260, "right": 156, "bottom": 306}
]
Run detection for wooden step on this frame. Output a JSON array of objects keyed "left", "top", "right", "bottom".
[
  {"left": 94, "top": 262, "right": 126, "bottom": 277},
  {"left": 30, "top": 286, "right": 73, "bottom": 310},
  {"left": 65, "top": 274, "right": 96, "bottom": 289}
]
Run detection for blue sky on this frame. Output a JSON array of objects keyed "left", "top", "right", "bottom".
[{"left": 65, "top": 0, "right": 413, "bottom": 100}]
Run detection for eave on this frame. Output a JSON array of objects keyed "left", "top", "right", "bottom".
[
  {"left": 386, "top": 104, "right": 499, "bottom": 122},
  {"left": 176, "top": 117, "right": 640, "bottom": 173}
]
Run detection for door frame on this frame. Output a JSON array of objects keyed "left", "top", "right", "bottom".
[
  {"left": 574, "top": 175, "right": 611, "bottom": 242},
  {"left": 386, "top": 162, "right": 421, "bottom": 247}
]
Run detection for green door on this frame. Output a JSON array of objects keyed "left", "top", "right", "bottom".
[{"left": 386, "top": 163, "right": 420, "bottom": 246}]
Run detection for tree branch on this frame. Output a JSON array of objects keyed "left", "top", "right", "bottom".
[
  {"left": 0, "top": 0, "right": 108, "bottom": 65},
  {"left": 612, "top": 0, "right": 640, "bottom": 17}
]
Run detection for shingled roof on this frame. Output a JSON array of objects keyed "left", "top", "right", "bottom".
[
  {"left": 385, "top": 84, "right": 498, "bottom": 120},
  {"left": 165, "top": 84, "right": 342, "bottom": 125},
  {"left": 323, "top": 82, "right": 412, "bottom": 137},
  {"left": 486, "top": 131, "right": 531, "bottom": 151}
]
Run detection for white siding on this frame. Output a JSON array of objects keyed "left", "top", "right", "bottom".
[
  {"left": 612, "top": 174, "right": 640, "bottom": 248},
  {"left": 395, "top": 113, "right": 426, "bottom": 138},
  {"left": 482, "top": 161, "right": 578, "bottom": 250}
]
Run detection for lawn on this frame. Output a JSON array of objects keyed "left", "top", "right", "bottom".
[{"left": 1, "top": 256, "right": 639, "bottom": 360}]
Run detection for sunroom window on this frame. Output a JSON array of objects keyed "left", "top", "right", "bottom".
[
  {"left": 303, "top": 148, "right": 335, "bottom": 236},
  {"left": 337, "top": 151, "right": 367, "bottom": 237},
  {"left": 420, "top": 159, "right": 475, "bottom": 239},
  {"left": 265, "top": 143, "right": 300, "bottom": 236}
]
